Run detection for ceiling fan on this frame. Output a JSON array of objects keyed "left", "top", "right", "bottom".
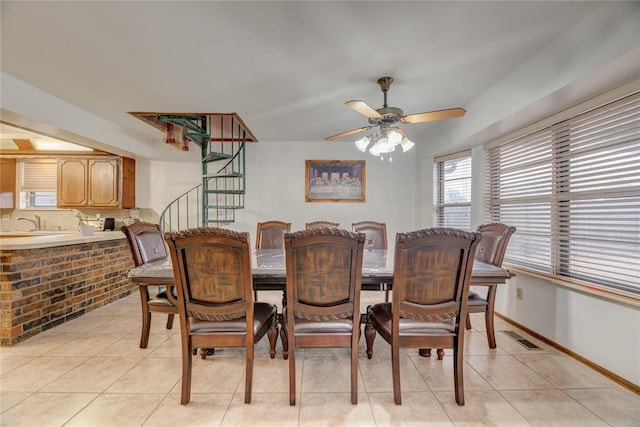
[{"left": 325, "top": 76, "right": 466, "bottom": 142}]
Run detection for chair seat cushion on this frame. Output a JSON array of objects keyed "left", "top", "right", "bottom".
[
  {"left": 467, "top": 292, "right": 488, "bottom": 307},
  {"left": 283, "top": 307, "right": 353, "bottom": 334},
  {"left": 148, "top": 290, "right": 174, "bottom": 307},
  {"left": 368, "top": 302, "right": 456, "bottom": 336},
  {"left": 190, "top": 302, "right": 276, "bottom": 334}
]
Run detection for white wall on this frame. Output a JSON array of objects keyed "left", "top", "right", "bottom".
[
  {"left": 1, "top": 1, "right": 638, "bottom": 385},
  {"left": 232, "top": 141, "right": 416, "bottom": 244},
  {"left": 419, "top": 2, "right": 640, "bottom": 386}
]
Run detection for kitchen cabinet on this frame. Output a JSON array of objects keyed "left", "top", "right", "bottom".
[
  {"left": 57, "top": 157, "right": 135, "bottom": 208},
  {"left": 0, "top": 158, "right": 16, "bottom": 209}
]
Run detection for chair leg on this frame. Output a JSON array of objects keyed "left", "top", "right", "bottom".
[
  {"left": 254, "top": 290, "right": 258, "bottom": 301},
  {"left": 452, "top": 345, "right": 465, "bottom": 406},
  {"left": 245, "top": 342, "right": 253, "bottom": 403},
  {"left": 485, "top": 285, "right": 498, "bottom": 348},
  {"left": 384, "top": 289, "right": 390, "bottom": 302},
  {"left": 391, "top": 342, "right": 402, "bottom": 405},
  {"left": 465, "top": 313, "right": 472, "bottom": 330},
  {"left": 280, "top": 322, "right": 289, "bottom": 360},
  {"left": 139, "top": 286, "right": 151, "bottom": 349},
  {"left": 267, "top": 317, "right": 278, "bottom": 359},
  {"left": 418, "top": 348, "right": 432, "bottom": 357},
  {"left": 166, "top": 313, "right": 175, "bottom": 330},
  {"left": 200, "top": 348, "right": 215, "bottom": 359},
  {"left": 181, "top": 337, "right": 193, "bottom": 405},
  {"left": 351, "top": 326, "right": 359, "bottom": 404},
  {"left": 364, "top": 314, "right": 376, "bottom": 359},
  {"left": 288, "top": 330, "right": 296, "bottom": 405}
]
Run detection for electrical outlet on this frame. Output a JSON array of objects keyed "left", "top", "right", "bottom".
[{"left": 516, "top": 287, "right": 523, "bottom": 300}]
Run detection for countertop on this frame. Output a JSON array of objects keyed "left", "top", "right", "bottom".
[{"left": 0, "top": 231, "right": 126, "bottom": 250}]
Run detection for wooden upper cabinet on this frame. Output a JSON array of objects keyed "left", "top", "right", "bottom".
[
  {"left": 57, "top": 157, "right": 135, "bottom": 208},
  {"left": 0, "top": 158, "right": 17, "bottom": 209},
  {"left": 58, "top": 159, "right": 88, "bottom": 207}
]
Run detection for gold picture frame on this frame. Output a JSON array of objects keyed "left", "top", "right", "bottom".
[{"left": 305, "top": 160, "right": 366, "bottom": 202}]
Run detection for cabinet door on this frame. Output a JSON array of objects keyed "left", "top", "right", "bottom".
[
  {"left": 57, "top": 159, "right": 88, "bottom": 207},
  {"left": 120, "top": 157, "right": 136, "bottom": 209},
  {"left": 0, "top": 158, "right": 16, "bottom": 209},
  {"left": 88, "top": 158, "right": 119, "bottom": 207}
]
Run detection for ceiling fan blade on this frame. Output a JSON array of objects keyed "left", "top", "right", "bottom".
[
  {"left": 325, "top": 126, "right": 372, "bottom": 141},
  {"left": 345, "top": 100, "right": 382, "bottom": 119},
  {"left": 401, "top": 107, "right": 466, "bottom": 124}
]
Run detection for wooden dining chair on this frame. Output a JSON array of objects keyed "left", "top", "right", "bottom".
[
  {"left": 255, "top": 221, "right": 291, "bottom": 301},
  {"left": 165, "top": 227, "right": 278, "bottom": 405},
  {"left": 467, "top": 223, "right": 516, "bottom": 347},
  {"left": 352, "top": 221, "right": 387, "bottom": 249},
  {"left": 121, "top": 222, "right": 177, "bottom": 349},
  {"left": 256, "top": 220, "right": 291, "bottom": 249},
  {"left": 364, "top": 227, "right": 481, "bottom": 405},
  {"left": 353, "top": 221, "right": 390, "bottom": 301},
  {"left": 282, "top": 227, "right": 365, "bottom": 405},
  {"left": 305, "top": 221, "right": 340, "bottom": 229},
  {"left": 423, "top": 223, "right": 516, "bottom": 358}
]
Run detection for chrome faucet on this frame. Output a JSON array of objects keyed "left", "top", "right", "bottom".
[{"left": 16, "top": 215, "right": 41, "bottom": 231}]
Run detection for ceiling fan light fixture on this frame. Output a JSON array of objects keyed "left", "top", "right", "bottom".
[
  {"left": 400, "top": 137, "right": 415, "bottom": 152},
  {"left": 354, "top": 136, "right": 370, "bottom": 152},
  {"left": 368, "top": 141, "right": 382, "bottom": 156},
  {"left": 387, "top": 129, "right": 402, "bottom": 146}
]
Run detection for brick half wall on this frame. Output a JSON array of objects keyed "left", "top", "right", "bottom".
[{"left": 0, "top": 238, "right": 136, "bottom": 346}]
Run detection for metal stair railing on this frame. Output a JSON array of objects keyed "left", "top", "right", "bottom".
[{"left": 159, "top": 114, "right": 250, "bottom": 232}]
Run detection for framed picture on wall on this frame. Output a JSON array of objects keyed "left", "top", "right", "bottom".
[{"left": 305, "top": 160, "right": 366, "bottom": 202}]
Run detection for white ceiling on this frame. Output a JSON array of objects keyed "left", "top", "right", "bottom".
[{"left": 1, "top": 1, "right": 604, "bottom": 145}]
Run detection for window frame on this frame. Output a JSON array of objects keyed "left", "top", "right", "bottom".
[
  {"left": 433, "top": 150, "right": 472, "bottom": 230},
  {"left": 16, "top": 158, "right": 58, "bottom": 209}
]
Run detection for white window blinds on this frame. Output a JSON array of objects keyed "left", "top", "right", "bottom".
[
  {"left": 19, "top": 159, "right": 57, "bottom": 191},
  {"left": 433, "top": 151, "right": 472, "bottom": 229},
  {"left": 486, "top": 87, "right": 640, "bottom": 296}
]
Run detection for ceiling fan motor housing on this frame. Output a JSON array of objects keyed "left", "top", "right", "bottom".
[{"left": 369, "top": 106, "right": 403, "bottom": 125}]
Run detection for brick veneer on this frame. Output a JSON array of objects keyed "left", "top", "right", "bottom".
[{"left": 0, "top": 238, "right": 136, "bottom": 346}]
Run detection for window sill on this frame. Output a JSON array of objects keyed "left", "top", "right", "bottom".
[{"left": 504, "top": 264, "right": 640, "bottom": 308}]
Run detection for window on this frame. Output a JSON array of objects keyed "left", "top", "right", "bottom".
[
  {"left": 18, "top": 159, "right": 57, "bottom": 208},
  {"left": 433, "top": 151, "right": 472, "bottom": 229},
  {"left": 486, "top": 84, "right": 640, "bottom": 297}
]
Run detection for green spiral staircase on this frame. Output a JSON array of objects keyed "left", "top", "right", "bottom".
[{"left": 129, "top": 112, "right": 257, "bottom": 231}]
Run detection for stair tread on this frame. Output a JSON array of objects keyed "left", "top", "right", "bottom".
[
  {"left": 203, "top": 172, "right": 244, "bottom": 178},
  {"left": 203, "top": 152, "right": 232, "bottom": 162},
  {"left": 205, "top": 189, "right": 244, "bottom": 194}
]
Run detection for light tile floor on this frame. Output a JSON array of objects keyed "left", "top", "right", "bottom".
[{"left": 1, "top": 291, "right": 639, "bottom": 426}]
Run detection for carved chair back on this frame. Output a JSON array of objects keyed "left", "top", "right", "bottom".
[
  {"left": 352, "top": 221, "right": 387, "bottom": 250},
  {"left": 256, "top": 221, "right": 292, "bottom": 249}
]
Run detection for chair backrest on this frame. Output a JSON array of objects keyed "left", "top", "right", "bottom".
[
  {"left": 256, "top": 221, "right": 291, "bottom": 249},
  {"left": 352, "top": 221, "right": 387, "bottom": 249},
  {"left": 305, "top": 221, "right": 339, "bottom": 229},
  {"left": 121, "top": 222, "right": 168, "bottom": 267},
  {"left": 165, "top": 227, "right": 253, "bottom": 324},
  {"left": 474, "top": 223, "right": 516, "bottom": 267},
  {"left": 284, "top": 227, "right": 365, "bottom": 321},
  {"left": 392, "top": 227, "right": 481, "bottom": 326}
]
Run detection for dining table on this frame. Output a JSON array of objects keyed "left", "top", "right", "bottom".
[
  {"left": 127, "top": 248, "right": 514, "bottom": 291},
  {"left": 127, "top": 248, "right": 514, "bottom": 358}
]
